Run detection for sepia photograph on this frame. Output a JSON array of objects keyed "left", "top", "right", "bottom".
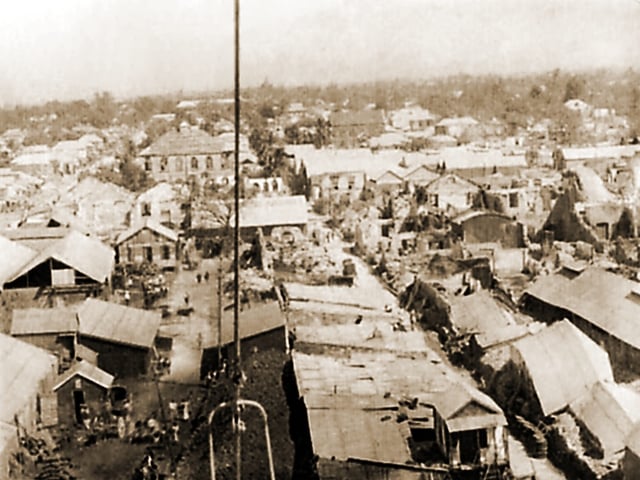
[{"left": 0, "top": 0, "right": 639, "bottom": 479}]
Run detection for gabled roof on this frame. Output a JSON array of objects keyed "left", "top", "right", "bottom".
[
  {"left": 0, "top": 235, "right": 36, "bottom": 286},
  {"left": 512, "top": 319, "right": 614, "bottom": 416},
  {"left": 426, "top": 383, "right": 507, "bottom": 432},
  {"left": 571, "top": 381, "right": 640, "bottom": 457},
  {"left": 373, "top": 169, "right": 404, "bottom": 185},
  {"left": 6, "top": 230, "right": 114, "bottom": 285},
  {"left": 53, "top": 360, "right": 114, "bottom": 391},
  {"left": 140, "top": 128, "right": 225, "bottom": 157},
  {"left": 230, "top": 195, "right": 308, "bottom": 229},
  {"left": 523, "top": 268, "right": 640, "bottom": 350},
  {"left": 403, "top": 164, "right": 440, "bottom": 184},
  {"left": 426, "top": 173, "right": 479, "bottom": 192},
  {"left": 0, "top": 333, "right": 57, "bottom": 424},
  {"left": 116, "top": 218, "right": 179, "bottom": 245},
  {"left": 11, "top": 307, "right": 77, "bottom": 336},
  {"left": 203, "top": 302, "right": 284, "bottom": 349},
  {"left": 77, "top": 298, "right": 161, "bottom": 349}
]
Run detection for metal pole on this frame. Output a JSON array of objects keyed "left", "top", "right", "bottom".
[
  {"left": 208, "top": 400, "right": 276, "bottom": 480},
  {"left": 217, "top": 260, "right": 223, "bottom": 368},
  {"left": 233, "top": 0, "right": 242, "bottom": 479}
]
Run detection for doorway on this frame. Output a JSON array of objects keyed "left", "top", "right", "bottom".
[
  {"left": 144, "top": 246, "right": 153, "bottom": 262},
  {"left": 73, "top": 390, "right": 85, "bottom": 424}
]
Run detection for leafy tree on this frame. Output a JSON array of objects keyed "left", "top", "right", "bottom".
[{"left": 563, "top": 76, "right": 586, "bottom": 102}]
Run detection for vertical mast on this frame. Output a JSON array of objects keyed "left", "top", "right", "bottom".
[{"left": 232, "top": 0, "right": 242, "bottom": 478}]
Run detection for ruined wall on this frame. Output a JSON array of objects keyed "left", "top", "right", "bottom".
[{"left": 400, "top": 278, "right": 450, "bottom": 334}]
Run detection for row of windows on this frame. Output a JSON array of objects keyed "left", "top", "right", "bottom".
[{"left": 144, "top": 156, "right": 229, "bottom": 172}]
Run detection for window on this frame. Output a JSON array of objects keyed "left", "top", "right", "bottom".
[
  {"left": 206, "top": 156, "right": 214, "bottom": 169},
  {"left": 160, "top": 157, "right": 168, "bottom": 172},
  {"left": 144, "top": 159, "right": 152, "bottom": 172},
  {"left": 162, "top": 245, "right": 171, "bottom": 260},
  {"left": 191, "top": 157, "right": 199, "bottom": 169},
  {"left": 142, "top": 202, "right": 151, "bottom": 216},
  {"left": 509, "top": 192, "right": 519, "bottom": 208}
]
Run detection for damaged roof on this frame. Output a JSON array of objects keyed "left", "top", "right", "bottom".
[
  {"left": 512, "top": 319, "right": 614, "bottom": 416},
  {"left": 78, "top": 298, "right": 161, "bottom": 349}
]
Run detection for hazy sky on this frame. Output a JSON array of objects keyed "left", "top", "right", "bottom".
[{"left": 0, "top": 0, "right": 638, "bottom": 105}]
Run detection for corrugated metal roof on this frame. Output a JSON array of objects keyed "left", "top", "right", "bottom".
[
  {"left": 424, "top": 383, "right": 507, "bottom": 432},
  {"left": 1, "top": 227, "right": 68, "bottom": 252},
  {"left": 0, "top": 235, "right": 36, "bottom": 286},
  {"left": 294, "top": 323, "right": 427, "bottom": 353},
  {"left": 6, "top": 230, "right": 114, "bottom": 284},
  {"left": 203, "top": 302, "right": 284, "bottom": 349},
  {"left": 627, "top": 424, "right": 640, "bottom": 456},
  {"left": 0, "top": 333, "right": 57, "bottom": 424},
  {"left": 524, "top": 268, "right": 640, "bottom": 350},
  {"left": 512, "top": 319, "right": 614, "bottom": 416},
  {"left": 11, "top": 307, "right": 77, "bottom": 335},
  {"left": 307, "top": 407, "right": 412, "bottom": 464},
  {"left": 293, "top": 350, "right": 456, "bottom": 401},
  {"left": 74, "top": 343, "right": 98, "bottom": 364},
  {"left": 230, "top": 195, "right": 308, "bottom": 228},
  {"left": 572, "top": 165, "right": 617, "bottom": 204},
  {"left": 522, "top": 272, "right": 573, "bottom": 307},
  {"left": 140, "top": 128, "right": 225, "bottom": 156},
  {"left": 116, "top": 218, "right": 179, "bottom": 245},
  {"left": 78, "top": 298, "right": 161, "bottom": 348},
  {"left": 53, "top": 360, "right": 114, "bottom": 391},
  {"left": 571, "top": 381, "right": 640, "bottom": 457}
]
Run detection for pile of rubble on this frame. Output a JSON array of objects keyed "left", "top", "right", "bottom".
[{"left": 271, "top": 240, "right": 341, "bottom": 284}]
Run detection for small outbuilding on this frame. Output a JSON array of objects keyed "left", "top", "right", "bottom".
[
  {"left": 53, "top": 360, "right": 114, "bottom": 427},
  {"left": 429, "top": 383, "right": 509, "bottom": 471}
]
